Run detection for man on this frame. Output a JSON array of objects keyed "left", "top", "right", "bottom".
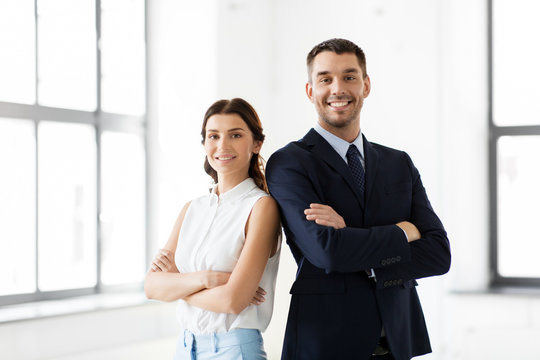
[{"left": 266, "top": 38, "right": 451, "bottom": 360}]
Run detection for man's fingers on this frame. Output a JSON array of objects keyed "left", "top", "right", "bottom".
[
  {"left": 314, "top": 218, "right": 333, "bottom": 226},
  {"left": 309, "top": 203, "right": 329, "bottom": 209},
  {"left": 306, "top": 213, "right": 332, "bottom": 221},
  {"left": 304, "top": 209, "right": 330, "bottom": 216}
]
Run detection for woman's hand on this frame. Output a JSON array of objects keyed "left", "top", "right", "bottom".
[
  {"left": 202, "top": 270, "right": 231, "bottom": 289},
  {"left": 150, "top": 249, "right": 179, "bottom": 273},
  {"left": 250, "top": 287, "right": 266, "bottom": 306},
  {"left": 304, "top": 203, "right": 346, "bottom": 229}
]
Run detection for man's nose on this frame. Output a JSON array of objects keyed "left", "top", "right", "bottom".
[{"left": 331, "top": 79, "right": 346, "bottom": 95}]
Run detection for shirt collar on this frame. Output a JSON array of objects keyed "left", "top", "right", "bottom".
[
  {"left": 210, "top": 177, "right": 258, "bottom": 204},
  {"left": 314, "top": 123, "right": 364, "bottom": 163}
]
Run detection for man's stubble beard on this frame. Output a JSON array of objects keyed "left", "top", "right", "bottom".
[{"left": 316, "top": 101, "right": 362, "bottom": 130}]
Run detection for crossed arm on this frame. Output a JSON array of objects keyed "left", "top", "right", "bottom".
[
  {"left": 144, "top": 197, "right": 280, "bottom": 315},
  {"left": 304, "top": 203, "right": 421, "bottom": 242},
  {"left": 266, "top": 149, "right": 450, "bottom": 282}
]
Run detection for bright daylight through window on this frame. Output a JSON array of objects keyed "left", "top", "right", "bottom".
[
  {"left": 0, "top": 0, "right": 147, "bottom": 305},
  {"left": 491, "top": 0, "right": 540, "bottom": 285}
]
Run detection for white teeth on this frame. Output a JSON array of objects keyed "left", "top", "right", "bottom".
[
  {"left": 330, "top": 101, "right": 348, "bottom": 107},
  {"left": 217, "top": 156, "right": 234, "bottom": 160}
]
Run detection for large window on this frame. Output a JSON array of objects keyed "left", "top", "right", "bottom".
[
  {"left": 490, "top": 0, "right": 540, "bottom": 286},
  {"left": 0, "top": 0, "right": 147, "bottom": 305}
]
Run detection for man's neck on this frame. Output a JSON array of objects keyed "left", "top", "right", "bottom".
[{"left": 318, "top": 120, "right": 360, "bottom": 143}]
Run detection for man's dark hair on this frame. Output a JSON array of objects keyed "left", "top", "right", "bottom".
[{"left": 306, "top": 38, "right": 368, "bottom": 82}]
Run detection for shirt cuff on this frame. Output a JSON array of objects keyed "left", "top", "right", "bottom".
[
  {"left": 367, "top": 268, "right": 377, "bottom": 282},
  {"left": 401, "top": 228, "right": 409, "bottom": 241}
]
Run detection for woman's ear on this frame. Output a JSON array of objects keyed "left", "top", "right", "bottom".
[{"left": 253, "top": 140, "right": 262, "bottom": 154}]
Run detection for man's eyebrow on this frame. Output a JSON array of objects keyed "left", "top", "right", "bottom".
[
  {"left": 315, "top": 70, "right": 330, "bottom": 78},
  {"left": 316, "top": 68, "right": 360, "bottom": 77}
]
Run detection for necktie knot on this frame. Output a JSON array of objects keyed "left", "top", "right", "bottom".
[
  {"left": 346, "top": 144, "right": 360, "bottom": 159},
  {"left": 346, "top": 144, "right": 365, "bottom": 195}
]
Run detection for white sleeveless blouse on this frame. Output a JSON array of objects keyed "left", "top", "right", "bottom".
[{"left": 174, "top": 177, "right": 281, "bottom": 334}]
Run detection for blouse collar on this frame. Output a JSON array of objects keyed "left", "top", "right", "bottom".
[{"left": 210, "top": 177, "right": 258, "bottom": 204}]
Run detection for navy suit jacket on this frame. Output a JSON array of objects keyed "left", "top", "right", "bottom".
[{"left": 266, "top": 129, "right": 451, "bottom": 360}]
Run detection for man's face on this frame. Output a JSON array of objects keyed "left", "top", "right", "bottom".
[{"left": 306, "top": 51, "right": 370, "bottom": 133}]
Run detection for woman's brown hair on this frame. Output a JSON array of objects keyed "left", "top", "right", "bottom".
[{"left": 201, "top": 98, "right": 268, "bottom": 192}]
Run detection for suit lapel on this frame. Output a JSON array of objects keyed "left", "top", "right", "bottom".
[
  {"left": 303, "top": 129, "right": 365, "bottom": 208},
  {"left": 362, "top": 134, "right": 379, "bottom": 208}
]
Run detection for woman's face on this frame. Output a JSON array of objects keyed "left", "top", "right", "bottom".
[{"left": 203, "top": 113, "right": 261, "bottom": 182}]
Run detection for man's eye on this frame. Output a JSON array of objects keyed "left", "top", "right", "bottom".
[{"left": 345, "top": 76, "right": 356, "bottom": 80}]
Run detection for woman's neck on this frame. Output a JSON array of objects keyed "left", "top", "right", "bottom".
[{"left": 216, "top": 173, "right": 250, "bottom": 195}]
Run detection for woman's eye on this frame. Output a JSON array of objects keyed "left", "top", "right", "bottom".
[
  {"left": 231, "top": 133, "right": 241, "bottom": 139},
  {"left": 208, "top": 134, "right": 218, "bottom": 140}
]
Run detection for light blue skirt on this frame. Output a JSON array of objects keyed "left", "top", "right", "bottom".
[{"left": 173, "top": 328, "right": 267, "bottom": 360}]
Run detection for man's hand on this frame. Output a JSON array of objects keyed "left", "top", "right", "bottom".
[
  {"left": 150, "top": 249, "right": 179, "bottom": 273},
  {"left": 396, "top": 221, "right": 421, "bottom": 242},
  {"left": 305, "top": 203, "right": 346, "bottom": 229}
]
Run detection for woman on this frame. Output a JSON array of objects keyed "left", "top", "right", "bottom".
[{"left": 144, "top": 98, "right": 281, "bottom": 360}]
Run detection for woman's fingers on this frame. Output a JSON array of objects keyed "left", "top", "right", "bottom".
[
  {"left": 150, "top": 249, "right": 176, "bottom": 272},
  {"left": 250, "top": 287, "right": 267, "bottom": 305}
]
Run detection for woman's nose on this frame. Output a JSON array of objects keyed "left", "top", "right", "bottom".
[{"left": 217, "top": 136, "right": 229, "bottom": 149}]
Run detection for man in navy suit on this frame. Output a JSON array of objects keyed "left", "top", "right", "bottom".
[{"left": 266, "top": 38, "right": 451, "bottom": 360}]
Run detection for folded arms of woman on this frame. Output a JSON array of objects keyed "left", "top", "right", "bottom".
[{"left": 144, "top": 197, "right": 280, "bottom": 314}]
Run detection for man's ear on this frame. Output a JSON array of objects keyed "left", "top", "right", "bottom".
[
  {"left": 306, "top": 82, "right": 314, "bottom": 103},
  {"left": 363, "top": 75, "right": 371, "bottom": 98}
]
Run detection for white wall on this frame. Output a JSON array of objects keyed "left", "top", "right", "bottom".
[{"left": 3, "top": 1, "right": 540, "bottom": 359}]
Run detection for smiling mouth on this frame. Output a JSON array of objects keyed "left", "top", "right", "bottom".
[
  {"left": 215, "top": 155, "right": 236, "bottom": 161},
  {"left": 329, "top": 101, "right": 349, "bottom": 107},
  {"left": 328, "top": 100, "right": 352, "bottom": 109}
]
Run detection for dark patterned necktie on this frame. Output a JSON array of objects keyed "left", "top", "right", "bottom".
[{"left": 346, "top": 144, "right": 365, "bottom": 195}]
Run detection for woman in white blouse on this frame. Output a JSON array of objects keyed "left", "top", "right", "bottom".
[{"left": 144, "top": 98, "right": 281, "bottom": 360}]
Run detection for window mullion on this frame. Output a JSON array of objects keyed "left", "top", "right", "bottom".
[
  {"left": 34, "top": 0, "right": 40, "bottom": 296},
  {"left": 96, "top": 0, "right": 102, "bottom": 293}
]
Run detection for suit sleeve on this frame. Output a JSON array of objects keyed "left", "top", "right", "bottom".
[
  {"left": 373, "top": 153, "right": 451, "bottom": 289},
  {"left": 266, "top": 148, "right": 412, "bottom": 274}
]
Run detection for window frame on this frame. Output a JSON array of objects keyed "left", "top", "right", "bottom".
[
  {"left": 0, "top": 0, "right": 149, "bottom": 306},
  {"left": 488, "top": 0, "right": 540, "bottom": 287}
]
